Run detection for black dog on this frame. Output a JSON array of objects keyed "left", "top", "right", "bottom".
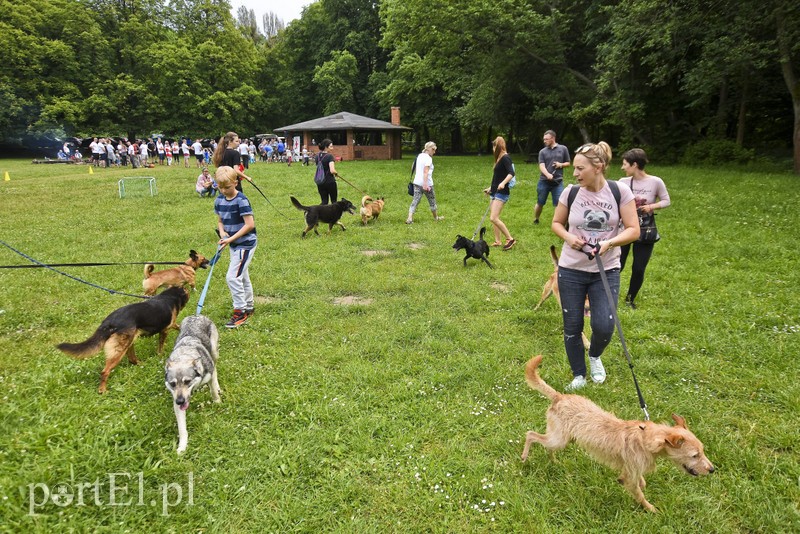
[
  {"left": 290, "top": 196, "right": 356, "bottom": 237},
  {"left": 452, "top": 227, "right": 493, "bottom": 268}
]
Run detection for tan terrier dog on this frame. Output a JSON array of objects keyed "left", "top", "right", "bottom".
[
  {"left": 521, "top": 355, "right": 715, "bottom": 512},
  {"left": 360, "top": 195, "right": 385, "bottom": 225}
]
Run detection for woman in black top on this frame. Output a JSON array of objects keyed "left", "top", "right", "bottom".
[
  {"left": 483, "top": 136, "right": 516, "bottom": 250},
  {"left": 212, "top": 131, "right": 251, "bottom": 191},
  {"left": 316, "top": 138, "right": 338, "bottom": 204}
]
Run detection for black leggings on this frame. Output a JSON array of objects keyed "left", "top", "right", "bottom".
[
  {"left": 619, "top": 241, "right": 655, "bottom": 301},
  {"left": 317, "top": 181, "right": 338, "bottom": 205}
]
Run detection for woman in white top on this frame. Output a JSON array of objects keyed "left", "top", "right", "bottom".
[
  {"left": 618, "top": 148, "right": 671, "bottom": 309},
  {"left": 406, "top": 141, "right": 443, "bottom": 224},
  {"left": 550, "top": 141, "right": 640, "bottom": 391}
]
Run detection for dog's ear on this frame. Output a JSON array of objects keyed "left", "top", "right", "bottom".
[
  {"left": 189, "top": 250, "right": 197, "bottom": 259},
  {"left": 664, "top": 432, "right": 685, "bottom": 448},
  {"left": 192, "top": 358, "right": 204, "bottom": 376},
  {"left": 671, "top": 413, "right": 688, "bottom": 429}
]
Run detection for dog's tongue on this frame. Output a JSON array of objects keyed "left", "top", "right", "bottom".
[{"left": 180, "top": 401, "right": 189, "bottom": 411}]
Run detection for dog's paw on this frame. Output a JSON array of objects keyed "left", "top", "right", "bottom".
[{"left": 176, "top": 446, "right": 186, "bottom": 454}]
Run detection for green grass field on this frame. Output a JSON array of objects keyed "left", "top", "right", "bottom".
[{"left": 0, "top": 156, "right": 798, "bottom": 532}]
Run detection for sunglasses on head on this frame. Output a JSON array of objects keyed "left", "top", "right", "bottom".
[{"left": 575, "top": 143, "right": 595, "bottom": 154}]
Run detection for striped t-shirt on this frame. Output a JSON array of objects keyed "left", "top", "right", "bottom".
[{"left": 215, "top": 192, "right": 257, "bottom": 249}]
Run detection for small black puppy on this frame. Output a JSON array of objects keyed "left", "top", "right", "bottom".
[
  {"left": 290, "top": 196, "right": 357, "bottom": 237},
  {"left": 453, "top": 227, "right": 493, "bottom": 268}
]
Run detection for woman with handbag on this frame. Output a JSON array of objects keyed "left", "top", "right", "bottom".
[
  {"left": 406, "top": 141, "right": 443, "bottom": 224},
  {"left": 618, "top": 148, "right": 671, "bottom": 309}
]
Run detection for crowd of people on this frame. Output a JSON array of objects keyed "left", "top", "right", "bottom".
[
  {"left": 74, "top": 137, "right": 213, "bottom": 169},
  {"left": 67, "top": 136, "right": 311, "bottom": 169}
]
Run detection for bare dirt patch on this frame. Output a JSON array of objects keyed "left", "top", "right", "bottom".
[
  {"left": 333, "top": 296, "right": 374, "bottom": 306},
  {"left": 255, "top": 295, "right": 281, "bottom": 305},
  {"left": 407, "top": 243, "right": 425, "bottom": 250},
  {"left": 362, "top": 250, "right": 391, "bottom": 257},
  {"left": 490, "top": 282, "right": 510, "bottom": 293}
]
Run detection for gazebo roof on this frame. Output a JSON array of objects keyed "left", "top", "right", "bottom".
[{"left": 275, "top": 111, "right": 411, "bottom": 132}]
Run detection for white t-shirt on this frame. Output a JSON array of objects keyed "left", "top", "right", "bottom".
[
  {"left": 413, "top": 152, "right": 434, "bottom": 186},
  {"left": 181, "top": 142, "right": 190, "bottom": 155},
  {"left": 239, "top": 143, "right": 249, "bottom": 156},
  {"left": 192, "top": 141, "right": 203, "bottom": 155},
  {"left": 557, "top": 182, "right": 635, "bottom": 272}
]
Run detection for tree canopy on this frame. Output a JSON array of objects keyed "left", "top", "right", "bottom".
[{"left": 0, "top": 0, "right": 797, "bottom": 171}]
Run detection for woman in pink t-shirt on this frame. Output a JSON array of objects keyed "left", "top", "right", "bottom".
[
  {"left": 550, "top": 141, "right": 640, "bottom": 392},
  {"left": 618, "top": 148, "right": 671, "bottom": 309}
]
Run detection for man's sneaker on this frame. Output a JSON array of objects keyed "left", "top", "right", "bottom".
[
  {"left": 589, "top": 357, "right": 606, "bottom": 384},
  {"left": 225, "top": 309, "right": 248, "bottom": 329},
  {"left": 565, "top": 375, "right": 587, "bottom": 391},
  {"left": 244, "top": 307, "right": 254, "bottom": 317}
]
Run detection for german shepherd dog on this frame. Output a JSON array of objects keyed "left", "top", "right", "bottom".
[
  {"left": 57, "top": 287, "right": 189, "bottom": 393},
  {"left": 360, "top": 195, "right": 385, "bottom": 225},
  {"left": 521, "top": 355, "right": 714, "bottom": 512},
  {"left": 143, "top": 250, "right": 209, "bottom": 296},
  {"left": 165, "top": 315, "right": 220, "bottom": 454},
  {"left": 452, "top": 227, "right": 493, "bottom": 268},
  {"left": 290, "top": 196, "right": 356, "bottom": 237}
]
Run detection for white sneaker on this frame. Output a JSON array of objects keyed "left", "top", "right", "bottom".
[
  {"left": 589, "top": 357, "right": 606, "bottom": 384},
  {"left": 565, "top": 376, "right": 587, "bottom": 391}
]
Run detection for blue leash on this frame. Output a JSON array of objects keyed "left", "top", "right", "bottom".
[
  {"left": 0, "top": 239, "right": 149, "bottom": 299},
  {"left": 195, "top": 245, "right": 224, "bottom": 315}
]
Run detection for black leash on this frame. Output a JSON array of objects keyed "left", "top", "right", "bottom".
[
  {"left": 0, "top": 261, "right": 184, "bottom": 269},
  {"left": 335, "top": 173, "right": 369, "bottom": 197},
  {"left": 583, "top": 243, "right": 650, "bottom": 421},
  {"left": 244, "top": 179, "right": 291, "bottom": 220},
  {"left": 0, "top": 239, "right": 150, "bottom": 299},
  {"left": 471, "top": 198, "right": 492, "bottom": 240}
]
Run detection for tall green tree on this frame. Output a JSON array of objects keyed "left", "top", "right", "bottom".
[{"left": 313, "top": 51, "right": 358, "bottom": 115}]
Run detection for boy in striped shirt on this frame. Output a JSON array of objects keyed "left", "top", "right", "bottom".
[{"left": 215, "top": 166, "right": 257, "bottom": 328}]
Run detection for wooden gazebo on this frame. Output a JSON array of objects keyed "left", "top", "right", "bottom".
[{"left": 275, "top": 108, "right": 410, "bottom": 161}]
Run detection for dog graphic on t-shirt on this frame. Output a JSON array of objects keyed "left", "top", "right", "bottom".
[{"left": 579, "top": 209, "right": 612, "bottom": 232}]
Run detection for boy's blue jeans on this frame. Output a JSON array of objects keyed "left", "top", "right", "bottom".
[{"left": 557, "top": 266, "right": 619, "bottom": 377}]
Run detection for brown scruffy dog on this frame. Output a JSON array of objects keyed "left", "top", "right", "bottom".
[
  {"left": 534, "top": 245, "right": 562, "bottom": 311},
  {"left": 143, "top": 250, "right": 209, "bottom": 296},
  {"left": 57, "top": 287, "right": 189, "bottom": 394},
  {"left": 521, "top": 355, "right": 715, "bottom": 512},
  {"left": 360, "top": 195, "right": 385, "bottom": 225},
  {"left": 534, "top": 245, "right": 590, "bottom": 349}
]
